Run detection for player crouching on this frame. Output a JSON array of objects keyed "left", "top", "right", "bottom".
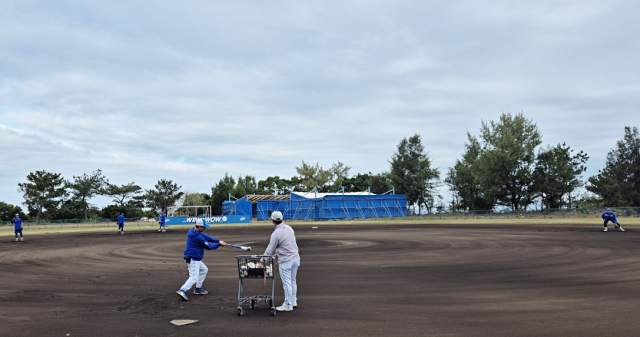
[{"left": 602, "top": 208, "right": 624, "bottom": 232}]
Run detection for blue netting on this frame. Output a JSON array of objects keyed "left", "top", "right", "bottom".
[
  {"left": 255, "top": 195, "right": 407, "bottom": 221},
  {"left": 222, "top": 196, "right": 253, "bottom": 217}
]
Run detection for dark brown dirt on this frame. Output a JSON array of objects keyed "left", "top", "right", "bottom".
[{"left": 1, "top": 223, "right": 640, "bottom": 337}]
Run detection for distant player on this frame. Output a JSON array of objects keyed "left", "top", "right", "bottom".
[
  {"left": 602, "top": 208, "right": 624, "bottom": 232},
  {"left": 176, "top": 218, "right": 227, "bottom": 301},
  {"left": 11, "top": 214, "right": 24, "bottom": 242},
  {"left": 158, "top": 212, "right": 166, "bottom": 232},
  {"left": 117, "top": 213, "right": 125, "bottom": 234}
]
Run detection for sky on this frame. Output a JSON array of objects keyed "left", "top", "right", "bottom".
[{"left": 1, "top": 1, "right": 639, "bottom": 209}]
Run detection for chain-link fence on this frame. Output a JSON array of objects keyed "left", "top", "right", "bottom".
[
  {"left": 400, "top": 207, "right": 640, "bottom": 221},
  {"left": 2, "top": 207, "right": 639, "bottom": 228},
  {"left": 0, "top": 217, "right": 157, "bottom": 230}
]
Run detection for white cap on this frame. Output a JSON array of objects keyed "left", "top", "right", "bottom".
[
  {"left": 271, "top": 211, "right": 283, "bottom": 221},
  {"left": 194, "top": 218, "right": 210, "bottom": 228}
]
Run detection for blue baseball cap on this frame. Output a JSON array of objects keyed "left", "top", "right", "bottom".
[
  {"left": 606, "top": 208, "right": 611, "bottom": 211},
  {"left": 194, "top": 218, "right": 210, "bottom": 229},
  {"left": 15, "top": 213, "right": 19, "bottom": 216}
]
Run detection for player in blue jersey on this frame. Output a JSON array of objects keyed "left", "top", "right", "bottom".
[
  {"left": 602, "top": 208, "right": 624, "bottom": 232},
  {"left": 158, "top": 212, "right": 166, "bottom": 232},
  {"left": 117, "top": 213, "right": 125, "bottom": 234},
  {"left": 11, "top": 214, "right": 24, "bottom": 242},
  {"left": 176, "top": 218, "right": 227, "bottom": 301}
]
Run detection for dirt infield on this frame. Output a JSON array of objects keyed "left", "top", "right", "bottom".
[{"left": 1, "top": 223, "right": 640, "bottom": 336}]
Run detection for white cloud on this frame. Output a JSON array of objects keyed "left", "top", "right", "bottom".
[{"left": 1, "top": 0, "right": 638, "bottom": 208}]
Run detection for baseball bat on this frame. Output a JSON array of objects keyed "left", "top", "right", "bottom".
[{"left": 229, "top": 244, "right": 251, "bottom": 251}]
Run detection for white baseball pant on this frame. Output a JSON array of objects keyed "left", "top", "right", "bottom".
[{"left": 180, "top": 260, "right": 208, "bottom": 290}]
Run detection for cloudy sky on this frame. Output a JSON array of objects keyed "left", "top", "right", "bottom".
[{"left": 1, "top": 1, "right": 638, "bottom": 208}]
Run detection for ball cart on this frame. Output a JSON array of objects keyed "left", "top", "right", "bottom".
[{"left": 236, "top": 255, "right": 276, "bottom": 316}]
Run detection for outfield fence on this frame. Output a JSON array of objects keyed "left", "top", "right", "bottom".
[
  {"left": 0, "top": 217, "right": 157, "bottom": 231},
  {"left": 2, "top": 207, "right": 639, "bottom": 228},
  {"left": 400, "top": 207, "right": 640, "bottom": 221}
]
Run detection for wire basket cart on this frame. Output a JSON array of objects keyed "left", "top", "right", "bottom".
[{"left": 236, "top": 255, "right": 276, "bottom": 316}]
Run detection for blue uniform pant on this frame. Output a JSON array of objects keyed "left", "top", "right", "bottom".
[{"left": 278, "top": 255, "right": 300, "bottom": 308}]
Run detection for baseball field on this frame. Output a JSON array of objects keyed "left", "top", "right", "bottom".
[{"left": 2, "top": 220, "right": 640, "bottom": 336}]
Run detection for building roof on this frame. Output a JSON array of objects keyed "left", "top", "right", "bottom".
[
  {"left": 292, "top": 191, "right": 376, "bottom": 199},
  {"left": 245, "top": 195, "right": 290, "bottom": 203}
]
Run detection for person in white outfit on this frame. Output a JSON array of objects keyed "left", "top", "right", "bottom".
[{"left": 261, "top": 211, "right": 300, "bottom": 312}]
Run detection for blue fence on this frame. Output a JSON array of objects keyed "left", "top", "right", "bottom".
[
  {"left": 254, "top": 195, "right": 407, "bottom": 221},
  {"left": 166, "top": 215, "right": 251, "bottom": 226},
  {"left": 222, "top": 196, "right": 253, "bottom": 217}
]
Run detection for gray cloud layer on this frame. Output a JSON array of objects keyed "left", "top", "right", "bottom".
[{"left": 2, "top": 1, "right": 639, "bottom": 207}]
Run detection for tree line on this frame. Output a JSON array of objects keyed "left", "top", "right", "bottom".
[
  {"left": 1, "top": 170, "right": 186, "bottom": 222},
  {"left": 2, "top": 112, "right": 638, "bottom": 221},
  {"left": 445, "top": 114, "right": 639, "bottom": 211}
]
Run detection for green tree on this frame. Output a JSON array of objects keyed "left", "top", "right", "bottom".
[
  {"left": 258, "top": 176, "right": 287, "bottom": 195},
  {"left": 18, "top": 170, "right": 67, "bottom": 222},
  {"left": 342, "top": 172, "right": 392, "bottom": 194},
  {"left": 53, "top": 197, "right": 98, "bottom": 219},
  {"left": 296, "top": 161, "right": 332, "bottom": 192},
  {"left": 234, "top": 175, "right": 259, "bottom": 196},
  {"left": 587, "top": 126, "right": 640, "bottom": 206},
  {"left": 67, "top": 169, "right": 106, "bottom": 219},
  {"left": 342, "top": 173, "right": 370, "bottom": 192},
  {"left": 475, "top": 113, "right": 542, "bottom": 210},
  {"left": 0, "top": 202, "right": 26, "bottom": 221},
  {"left": 210, "top": 173, "right": 236, "bottom": 215},
  {"left": 532, "top": 143, "right": 589, "bottom": 209},
  {"left": 445, "top": 133, "right": 494, "bottom": 211},
  {"left": 103, "top": 182, "right": 142, "bottom": 207},
  {"left": 369, "top": 172, "right": 393, "bottom": 194},
  {"left": 573, "top": 192, "right": 603, "bottom": 208},
  {"left": 389, "top": 134, "right": 440, "bottom": 214},
  {"left": 100, "top": 204, "right": 143, "bottom": 219},
  {"left": 329, "top": 162, "right": 351, "bottom": 191},
  {"left": 295, "top": 160, "right": 351, "bottom": 192},
  {"left": 182, "top": 192, "right": 207, "bottom": 206},
  {"left": 145, "top": 179, "right": 184, "bottom": 214}
]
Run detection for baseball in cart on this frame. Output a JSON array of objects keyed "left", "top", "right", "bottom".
[{"left": 236, "top": 255, "right": 276, "bottom": 316}]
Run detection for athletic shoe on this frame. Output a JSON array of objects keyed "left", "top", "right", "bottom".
[
  {"left": 15, "top": 238, "right": 18, "bottom": 242},
  {"left": 162, "top": 229, "right": 166, "bottom": 232},
  {"left": 20, "top": 238, "right": 24, "bottom": 242},
  {"left": 619, "top": 226, "right": 625, "bottom": 232},
  {"left": 118, "top": 230, "right": 121, "bottom": 234},
  {"left": 276, "top": 305, "right": 293, "bottom": 312},
  {"left": 194, "top": 288, "right": 209, "bottom": 295},
  {"left": 120, "top": 231, "right": 124, "bottom": 235},
  {"left": 158, "top": 229, "right": 161, "bottom": 232},
  {"left": 604, "top": 227, "right": 608, "bottom": 232},
  {"left": 177, "top": 289, "right": 189, "bottom": 301},
  {"left": 293, "top": 302, "right": 297, "bottom": 308}
]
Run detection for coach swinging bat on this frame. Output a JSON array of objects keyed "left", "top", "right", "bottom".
[{"left": 229, "top": 244, "right": 251, "bottom": 251}]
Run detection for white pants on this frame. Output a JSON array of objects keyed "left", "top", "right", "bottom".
[
  {"left": 279, "top": 255, "right": 300, "bottom": 308},
  {"left": 180, "top": 260, "right": 208, "bottom": 291}
]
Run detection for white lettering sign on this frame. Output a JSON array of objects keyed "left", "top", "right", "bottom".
[{"left": 186, "top": 216, "right": 230, "bottom": 223}]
